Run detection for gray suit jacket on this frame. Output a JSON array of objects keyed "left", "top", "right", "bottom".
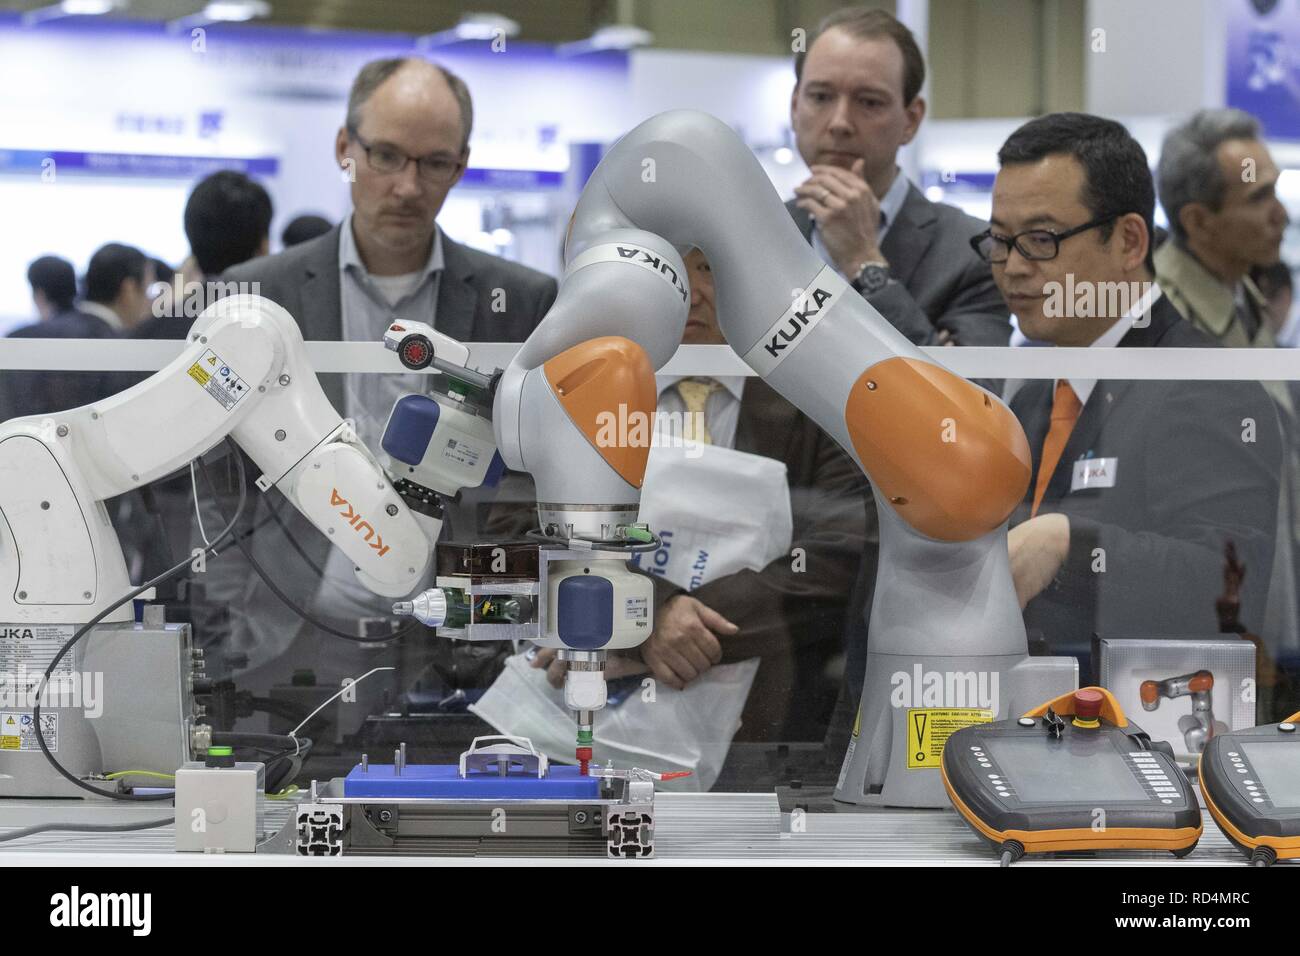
[
  {"left": 786, "top": 184, "right": 1009, "bottom": 347},
  {"left": 222, "top": 224, "right": 557, "bottom": 409}
]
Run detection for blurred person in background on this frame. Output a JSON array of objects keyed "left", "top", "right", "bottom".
[
  {"left": 25, "top": 254, "right": 78, "bottom": 322},
  {"left": 1157, "top": 109, "right": 1300, "bottom": 660},
  {"left": 0, "top": 255, "right": 118, "bottom": 418},
  {"left": 133, "top": 170, "right": 273, "bottom": 340},
  {"left": 1156, "top": 109, "right": 1290, "bottom": 349},
  {"left": 114, "top": 169, "right": 273, "bottom": 604},
  {"left": 281, "top": 213, "right": 333, "bottom": 248},
  {"left": 78, "top": 242, "right": 153, "bottom": 333}
]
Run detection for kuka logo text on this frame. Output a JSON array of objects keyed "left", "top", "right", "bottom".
[{"left": 330, "top": 489, "right": 390, "bottom": 557}]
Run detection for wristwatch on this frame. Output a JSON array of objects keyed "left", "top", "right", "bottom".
[{"left": 850, "top": 260, "right": 891, "bottom": 296}]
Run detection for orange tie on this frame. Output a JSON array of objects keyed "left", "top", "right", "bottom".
[{"left": 1031, "top": 380, "right": 1082, "bottom": 517}]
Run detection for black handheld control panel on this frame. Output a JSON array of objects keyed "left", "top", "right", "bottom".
[
  {"left": 942, "top": 687, "right": 1202, "bottom": 864},
  {"left": 1200, "top": 710, "right": 1300, "bottom": 866}
]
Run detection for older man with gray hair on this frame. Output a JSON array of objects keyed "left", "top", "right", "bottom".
[
  {"left": 1156, "top": 107, "right": 1300, "bottom": 664},
  {"left": 1155, "top": 108, "right": 1289, "bottom": 348}
]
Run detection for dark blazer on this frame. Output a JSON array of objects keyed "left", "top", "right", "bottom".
[
  {"left": 650, "top": 379, "right": 871, "bottom": 741},
  {"left": 1008, "top": 296, "right": 1282, "bottom": 660},
  {"left": 0, "top": 308, "right": 118, "bottom": 419},
  {"left": 131, "top": 306, "right": 193, "bottom": 341},
  {"left": 220, "top": 224, "right": 558, "bottom": 408},
  {"left": 786, "top": 183, "right": 1010, "bottom": 347}
]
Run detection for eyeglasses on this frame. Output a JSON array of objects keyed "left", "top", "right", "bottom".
[
  {"left": 969, "top": 215, "right": 1118, "bottom": 264},
  {"left": 349, "top": 130, "right": 464, "bottom": 184}
]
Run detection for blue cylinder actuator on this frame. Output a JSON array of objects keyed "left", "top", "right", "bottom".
[{"left": 557, "top": 575, "right": 614, "bottom": 650}]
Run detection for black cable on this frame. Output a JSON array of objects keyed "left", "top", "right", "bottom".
[
  {"left": 0, "top": 817, "right": 173, "bottom": 844},
  {"left": 31, "top": 439, "right": 249, "bottom": 802},
  {"left": 264, "top": 740, "right": 314, "bottom": 793},
  {"left": 244, "top": 695, "right": 309, "bottom": 723},
  {"left": 255, "top": 489, "right": 421, "bottom": 628},
  {"left": 264, "top": 493, "right": 328, "bottom": 577},
  {"left": 198, "top": 455, "right": 420, "bottom": 644},
  {"left": 209, "top": 732, "right": 314, "bottom": 794},
  {"left": 264, "top": 754, "right": 302, "bottom": 795},
  {"left": 263, "top": 490, "right": 427, "bottom": 619}
]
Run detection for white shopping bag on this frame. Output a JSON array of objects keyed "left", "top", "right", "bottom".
[
  {"left": 472, "top": 652, "right": 758, "bottom": 792},
  {"left": 472, "top": 440, "right": 793, "bottom": 791},
  {"left": 629, "top": 442, "right": 793, "bottom": 592}
]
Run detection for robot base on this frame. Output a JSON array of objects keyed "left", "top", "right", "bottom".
[{"left": 834, "top": 650, "right": 1077, "bottom": 807}]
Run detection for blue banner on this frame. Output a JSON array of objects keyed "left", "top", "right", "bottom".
[
  {"left": 0, "top": 149, "right": 566, "bottom": 189},
  {"left": 1226, "top": 0, "right": 1300, "bottom": 141},
  {"left": 0, "top": 148, "right": 279, "bottom": 178}
]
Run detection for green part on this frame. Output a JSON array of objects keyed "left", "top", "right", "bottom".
[
  {"left": 623, "top": 526, "right": 654, "bottom": 543},
  {"left": 209, "top": 745, "right": 234, "bottom": 757},
  {"left": 576, "top": 729, "right": 593, "bottom": 746}
]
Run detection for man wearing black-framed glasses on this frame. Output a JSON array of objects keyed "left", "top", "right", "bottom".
[
  {"left": 213, "top": 57, "right": 557, "bottom": 733},
  {"left": 223, "top": 56, "right": 557, "bottom": 426},
  {"left": 988, "top": 112, "right": 1281, "bottom": 673},
  {"left": 970, "top": 213, "right": 1116, "bottom": 269}
]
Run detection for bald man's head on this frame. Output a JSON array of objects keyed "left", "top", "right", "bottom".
[
  {"left": 346, "top": 57, "right": 473, "bottom": 152},
  {"left": 336, "top": 57, "right": 474, "bottom": 274}
]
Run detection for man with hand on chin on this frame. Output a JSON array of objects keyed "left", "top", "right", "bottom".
[
  {"left": 789, "top": 6, "right": 1011, "bottom": 754},
  {"left": 787, "top": 6, "right": 1009, "bottom": 347}
]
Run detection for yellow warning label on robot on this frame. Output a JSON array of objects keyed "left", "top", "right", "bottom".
[
  {"left": 187, "top": 349, "right": 248, "bottom": 411},
  {"left": 2, "top": 712, "right": 22, "bottom": 749},
  {"left": 906, "top": 708, "right": 993, "bottom": 769}
]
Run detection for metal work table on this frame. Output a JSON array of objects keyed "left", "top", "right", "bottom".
[{"left": 0, "top": 790, "right": 1275, "bottom": 865}]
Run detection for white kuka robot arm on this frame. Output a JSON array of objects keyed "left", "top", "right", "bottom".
[
  {"left": 0, "top": 294, "right": 434, "bottom": 628},
  {"left": 495, "top": 111, "right": 1034, "bottom": 755}
]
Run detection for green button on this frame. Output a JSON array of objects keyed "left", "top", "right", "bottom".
[{"left": 209, "top": 745, "right": 234, "bottom": 757}]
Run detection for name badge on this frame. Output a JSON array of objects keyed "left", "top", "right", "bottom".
[{"left": 1071, "top": 457, "right": 1118, "bottom": 492}]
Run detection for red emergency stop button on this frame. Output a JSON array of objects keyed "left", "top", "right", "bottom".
[{"left": 1074, "top": 688, "right": 1105, "bottom": 721}]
